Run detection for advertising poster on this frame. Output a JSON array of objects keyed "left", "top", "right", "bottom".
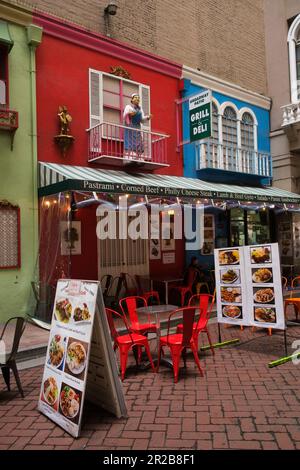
[
  {"left": 201, "top": 214, "right": 215, "bottom": 255},
  {"left": 38, "top": 279, "right": 99, "bottom": 437},
  {"left": 162, "top": 252, "right": 175, "bottom": 264},
  {"left": 61, "top": 221, "right": 81, "bottom": 255},
  {"left": 214, "top": 243, "right": 285, "bottom": 330}
]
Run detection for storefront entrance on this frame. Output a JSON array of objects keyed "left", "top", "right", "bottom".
[{"left": 97, "top": 213, "right": 149, "bottom": 280}]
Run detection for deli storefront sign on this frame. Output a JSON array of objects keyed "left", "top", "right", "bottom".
[{"left": 189, "top": 90, "right": 212, "bottom": 142}]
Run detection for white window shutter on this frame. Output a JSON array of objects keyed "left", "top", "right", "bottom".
[
  {"left": 89, "top": 69, "right": 102, "bottom": 128},
  {"left": 139, "top": 84, "right": 151, "bottom": 132}
]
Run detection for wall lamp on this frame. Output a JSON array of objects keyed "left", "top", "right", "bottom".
[
  {"left": 104, "top": 2, "right": 118, "bottom": 36},
  {"left": 104, "top": 1, "right": 118, "bottom": 15}
]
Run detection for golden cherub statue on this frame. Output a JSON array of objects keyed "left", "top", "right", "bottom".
[{"left": 58, "top": 105, "right": 72, "bottom": 135}]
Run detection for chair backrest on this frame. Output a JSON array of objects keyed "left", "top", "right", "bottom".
[
  {"left": 145, "top": 291, "right": 160, "bottom": 306},
  {"left": 186, "top": 268, "right": 198, "bottom": 288},
  {"left": 105, "top": 307, "right": 131, "bottom": 341},
  {"left": 0, "top": 316, "right": 26, "bottom": 363},
  {"left": 101, "top": 274, "right": 113, "bottom": 296},
  {"left": 107, "top": 275, "right": 125, "bottom": 299},
  {"left": 282, "top": 276, "right": 288, "bottom": 289},
  {"left": 119, "top": 296, "right": 147, "bottom": 325},
  {"left": 291, "top": 276, "right": 300, "bottom": 289},
  {"left": 121, "top": 273, "right": 138, "bottom": 296},
  {"left": 166, "top": 307, "right": 197, "bottom": 347},
  {"left": 188, "top": 293, "right": 214, "bottom": 319}
]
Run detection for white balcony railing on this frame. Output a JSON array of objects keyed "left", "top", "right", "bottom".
[
  {"left": 281, "top": 102, "right": 300, "bottom": 126},
  {"left": 87, "top": 121, "right": 169, "bottom": 169},
  {"left": 195, "top": 141, "right": 272, "bottom": 178}
]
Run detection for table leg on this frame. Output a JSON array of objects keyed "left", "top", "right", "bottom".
[{"left": 165, "top": 281, "right": 169, "bottom": 304}]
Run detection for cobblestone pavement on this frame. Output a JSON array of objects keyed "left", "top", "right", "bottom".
[{"left": 0, "top": 323, "right": 300, "bottom": 450}]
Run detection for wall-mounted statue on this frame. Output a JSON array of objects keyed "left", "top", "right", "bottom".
[
  {"left": 58, "top": 105, "right": 72, "bottom": 135},
  {"left": 54, "top": 105, "right": 74, "bottom": 156}
]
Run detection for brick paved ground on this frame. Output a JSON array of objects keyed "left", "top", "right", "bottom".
[{"left": 0, "top": 323, "right": 300, "bottom": 450}]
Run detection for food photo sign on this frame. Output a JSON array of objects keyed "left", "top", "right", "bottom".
[
  {"left": 38, "top": 279, "right": 127, "bottom": 438},
  {"left": 214, "top": 243, "right": 285, "bottom": 330}
]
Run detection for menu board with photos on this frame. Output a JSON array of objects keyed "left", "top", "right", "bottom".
[
  {"left": 214, "top": 243, "right": 285, "bottom": 330},
  {"left": 38, "top": 279, "right": 126, "bottom": 438}
]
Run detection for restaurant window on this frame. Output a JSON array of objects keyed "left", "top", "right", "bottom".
[
  {"left": 241, "top": 112, "right": 254, "bottom": 150},
  {"left": 0, "top": 203, "right": 20, "bottom": 269},
  {"left": 287, "top": 14, "right": 300, "bottom": 102},
  {"left": 0, "top": 46, "right": 8, "bottom": 107},
  {"left": 229, "top": 208, "right": 270, "bottom": 247},
  {"left": 297, "top": 42, "right": 300, "bottom": 101},
  {"left": 222, "top": 106, "right": 238, "bottom": 148},
  {"left": 89, "top": 69, "right": 151, "bottom": 131},
  {"left": 211, "top": 102, "right": 219, "bottom": 141}
]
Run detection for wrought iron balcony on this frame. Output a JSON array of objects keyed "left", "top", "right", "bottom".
[
  {"left": 195, "top": 141, "right": 272, "bottom": 181},
  {"left": 87, "top": 122, "right": 169, "bottom": 170}
]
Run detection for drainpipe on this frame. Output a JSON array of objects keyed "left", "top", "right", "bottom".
[{"left": 27, "top": 25, "right": 43, "bottom": 276}]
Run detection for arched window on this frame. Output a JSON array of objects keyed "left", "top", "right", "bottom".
[
  {"left": 211, "top": 102, "right": 219, "bottom": 141},
  {"left": 222, "top": 106, "right": 237, "bottom": 148},
  {"left": 288, "top": 14, "right": 300, "bottom": 102},
  {"left": 241, "top": 112, "right": 254, "bottom": 149}
]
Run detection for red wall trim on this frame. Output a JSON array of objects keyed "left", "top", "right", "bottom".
[{"left": 33, "top": 11, "right": 182, "bottom": 79}]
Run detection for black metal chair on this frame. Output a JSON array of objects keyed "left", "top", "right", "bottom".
[{"left": 0, "top": 317, "right": 26, "bottom": 398}]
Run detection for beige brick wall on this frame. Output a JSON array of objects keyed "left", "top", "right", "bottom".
[{"left": 2, "top": 0, "right": 267, "bottom": 94}]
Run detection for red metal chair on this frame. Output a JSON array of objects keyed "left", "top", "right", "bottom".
[
  {"left": 176, "top": 294, "right": 215, "bottom": 355},
  {"left": 169, "top": 268, "right": 198, "bottom": 306},
  {"left": 157, "top": 306, "right": 204, "bottom": 383},
  {"left": 105, "top": 308, "right": 155, "bottom": 381},
  {"left": 134, "top": 275, "right": 160, "bottom": 305},
  {"left": 119, "top": 296, "right": 157, "bottom": 335},
  {"left": 144, "top": 290, "right": 160, "bottom": 305}
]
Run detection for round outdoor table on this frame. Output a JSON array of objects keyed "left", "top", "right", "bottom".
[{"left": 136, "top": 304, "right": 179, "bottom": 368}]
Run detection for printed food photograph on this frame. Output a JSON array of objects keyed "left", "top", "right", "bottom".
[
  {"left": 222, "top": 305, "right": 242, "bottom": 319},
  {"left": 220, "top": 268, "right": 240, "bottom": 284},
  {"left": 55, "top": 298, "right": 72, "bottom": 323},
  {"left": 64, "top": 337, "right": 88, "bottom": 380},
  {"left": 219, "top": 249, "right": 240, "bottom": 265},
  {"left": 59, "top": 383, "right": 82, "bottom": 424},
  {"left": 48, "top": 334, "right": 66, "bottom": 370},
  {"left": 252, "top": 267, "right": 273, "bottom": 283},
  {"left": 253, "top": 287, "right": 275, "bottom": 303},
  {"left": 221, "top": 287, "right": 242, "bottom": 303},
  {"left": 73, "top": 302, "right": 91, "bottom": 322},
  {"left": 250, "top": 246, "right": 271, "bottom": 264},
  {"left": 42, "top": 376, "right": 59, "bottom": 410},
  {"left": 254, "top": 307, "right": 276, "bottom": 323}
]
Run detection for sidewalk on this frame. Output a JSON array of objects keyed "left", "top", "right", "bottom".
[{"left": 0, "top": 322, "right": 299, "bottom": 450}]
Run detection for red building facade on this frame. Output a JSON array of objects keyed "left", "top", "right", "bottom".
[{"left": 34, "top": 12, "right": 184, "bottom": 292}]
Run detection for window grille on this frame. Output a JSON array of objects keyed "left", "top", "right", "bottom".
[{"left": 0, "top": 204, "right": 20, "bottom": 269}]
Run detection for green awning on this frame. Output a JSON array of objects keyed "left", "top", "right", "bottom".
[
  {"left": 0, "top": 21, "right": 14, "bottom": 52},
  {"left": 38, "top": 162, "right": 300, "bottom": 204}
]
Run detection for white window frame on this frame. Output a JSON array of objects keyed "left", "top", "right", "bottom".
[
  {"left": 288, "top": 13, "right": 300, "bottom": 103},
  {"left": 89, "top": 69, "right": 151, "bottom": 132}
]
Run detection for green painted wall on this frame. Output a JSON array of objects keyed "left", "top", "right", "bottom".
[{"left": 0, "top": 22, "right": 39, "bottom": 322}]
